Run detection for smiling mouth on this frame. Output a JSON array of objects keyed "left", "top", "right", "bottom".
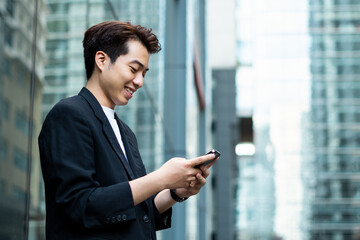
[{"left": 125, "top": 88, "right": 134, "bottom": 95}]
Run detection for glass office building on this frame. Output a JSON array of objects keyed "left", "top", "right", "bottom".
[
  {"left": 0, "top": 0, "right": 47, "bottom": 239},
  {"left": 43, "top": 0, "right": 106, "bottom": 115},
  {"left": 235, "top": 0, "right": 310, "bottom": 239},
  {"left": 305, "top": 0, "right": 360, "bottom": 239},
  {"left": 235, "top": 0, "right": 360, "bottom": 239}
]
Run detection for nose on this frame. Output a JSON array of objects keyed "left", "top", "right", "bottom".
[{"left": 133, "top": 73, "right": 143, "bottom": 89}]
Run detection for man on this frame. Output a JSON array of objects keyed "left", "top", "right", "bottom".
[{"left": 38, "top": 21, "right": 217, "bottom": 239}]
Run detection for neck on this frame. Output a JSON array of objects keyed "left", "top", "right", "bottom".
[{"left": 85, "top": 77, "right": 115, "bottom": 109}]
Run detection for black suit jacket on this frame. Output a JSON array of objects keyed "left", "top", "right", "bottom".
[{"left": 38, "top": 87, "right": 171, "bottom": 239}]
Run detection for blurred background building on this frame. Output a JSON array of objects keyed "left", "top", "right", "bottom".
[
  {"left": 305, "top": 0, "right": 360, "bottom": 239},
  {"left": 0, "top": 0, "right": 47, "bottom": 239},
  {"left": 207, "top": 0, "right": 239, "bottom": 239},
  {"left": 1, "top": 0, "right": 360, "bottom": 240},
  {"left": 235, "top": 0, "right": 360, "bottom": 240},
  {"left": 42, "top": 0, "right": 106, "bottom": 116}
]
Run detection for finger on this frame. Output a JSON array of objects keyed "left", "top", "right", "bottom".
[
  {"left": 199, "top": 165, "right": 210, "bottom": 178},
  {"left": 195, "top": 173, "right": 206, "bottom": 186},
  {"left": 203, "top": 157, "right": 219, "bottom": 169},
  {"left": 187, "top": 176, "right": 197, "bottom": 182},
  {"left": 188, "top": 154, "right": 215, "bottom": 167}
]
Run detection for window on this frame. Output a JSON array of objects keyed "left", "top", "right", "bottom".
[
  {"left": 0, "top": 97, "right": 9, "bottom": 120},
  {"left": 46, "top": 39, "right": 68, "bottom": 52},
  {"left": 12, "top": 186, "right": 26, "bottom": 202},
  {"left": 48, "top": 3, "right": 69, "bottom": 14},
  {"left": 47, "top": 20, "right": 69, "bottom": 33},
  {"left": 313, "top": 213, "right": 332, "bottom": 223},
  {"left": 4, "top": 24, "right": 13, "bottom": 47},
  {"left": 16, "top": 67, "right": 26, "bottom": 87},
  {"left": 44, "top": 75, "right": 67, "bottom": 86},
  {"left": 13, "top": 147, "right": 27, "bottom": 172},
  {"left": 6, "top": 0, "right": 14, "bottom": 17},
  {"left": 0, "top": 138, "right": 8, "bottom": 161},
  {"left": 15, "top": 111, "right": 28, "bottom": 135},
  {"left": 0, "top": 179, "right": 5, "bottom": 195}
]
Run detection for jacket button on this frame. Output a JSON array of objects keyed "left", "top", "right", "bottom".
[
  {"left": 106, "top": 217, "right": 110, "bottom": 224},
  {"left": 122, "top": 214, "right": 127, "bottom": 221},
  {"left": 117, "top": 215, "right": 122, "bottom": 222},
  {"left": 143, "top": 215, "right": 150, "bottom": 223},
  {"left": 111, "top": 217, "right": 116, "bottom": 223}
]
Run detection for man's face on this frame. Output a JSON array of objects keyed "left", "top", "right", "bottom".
[{"left": 99, "top": 40, "right": 150, "bottom": 108}]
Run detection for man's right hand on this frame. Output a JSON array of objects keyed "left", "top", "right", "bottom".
[{"left": 156, "top": 153, "right": 216, "bottom": 189}]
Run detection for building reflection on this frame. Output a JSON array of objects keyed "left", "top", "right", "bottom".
[{"left": 0, "top": 0, "right": 47, "bottom": 239}]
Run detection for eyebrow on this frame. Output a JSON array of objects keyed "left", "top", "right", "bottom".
[{"left": 130, "top": 60, "right": 149, "bottom": 72}]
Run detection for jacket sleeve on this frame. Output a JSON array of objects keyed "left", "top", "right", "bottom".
[
  {"left": 152, "top": 197, "right": 172, "bottom": 230},
  {"left": 38, "top": 100, "right": 136, "bottom": 229}
]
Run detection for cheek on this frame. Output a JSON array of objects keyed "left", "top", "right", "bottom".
[{"left": 122, "top": 71, "right": 134, "bottom": 81}]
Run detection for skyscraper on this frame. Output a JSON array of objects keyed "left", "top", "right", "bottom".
[
  {"left": 0, "top": 0, "right": 47, "bottom": 239},
  {"left": 306, "top": 0, "right": 360, "bottom": 239},
  {"left": 234, "top": 0, "right": 310, "bottom": 239},
  {"left": 208, "top": 0, "right": 239, "bottom": 239},
  {"left": 43, "top": 0, "right": 106, "bottom": 116}
]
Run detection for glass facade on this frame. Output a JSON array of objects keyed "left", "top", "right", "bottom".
[
  {"left": 235, "top": 0, "right": 310, "bottom": 239},
  {"left": 43, "top": 0, "right": 107, "bottom": 116},
  {"left": 235, "top": 0, "right": 360, "bottom": 239},
  {"left": 0, "top": 0, "right": 47, "bottom": 239},
  {"left": 306, "top": 0, "right": 360, "bottom": 239}
]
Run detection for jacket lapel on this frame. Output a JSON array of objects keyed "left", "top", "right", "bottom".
[
  {"left": 79, "top": 87, "right": 135, "bottom": 180},
  {"left": 115, "top": 115, "right": 151, "bottom": 211},
  {"left": 102, "top": 123, "right": 136, "bottom": 179},
  {"left": 115, "top": 115, "right": 147, "bottom": 178}
]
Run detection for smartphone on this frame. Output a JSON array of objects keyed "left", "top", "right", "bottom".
[{"left": 196, "top": 149, "right": 221, "bottom": 168}]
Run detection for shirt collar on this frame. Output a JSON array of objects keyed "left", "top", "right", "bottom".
[{"left": 101, "top": 106, "right": 115, "bottom": 119}]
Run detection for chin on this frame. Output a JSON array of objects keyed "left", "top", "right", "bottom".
[
  {"left": 113, "top": 97, "right": 128, "bottom": 106},
  {"left": 116, "top": 100, "right": 128, "bottom": 106}
]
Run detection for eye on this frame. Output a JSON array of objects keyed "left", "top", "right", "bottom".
[
  {"left": 130, "top": 66, "right": 137, "bottom": 73},
  {"left": 142, "top": 69, "right": 149, "bottom": 78}
]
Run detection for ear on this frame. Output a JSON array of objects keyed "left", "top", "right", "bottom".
[{"left": 94, "top": 51, "right": 107, "bottom": 72}]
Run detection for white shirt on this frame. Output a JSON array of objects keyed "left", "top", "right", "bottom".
[{"left": 101, "top": 106, "right": 128, "bottom": 161}]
